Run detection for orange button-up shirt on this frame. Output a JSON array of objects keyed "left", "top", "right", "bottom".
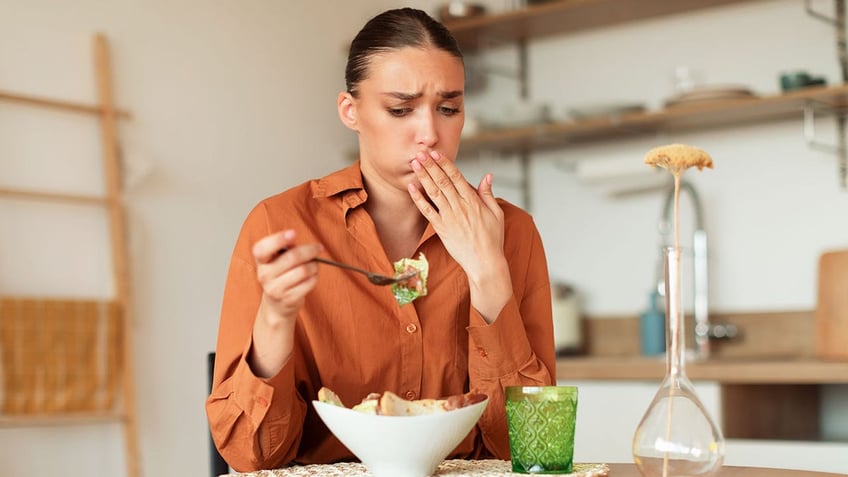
[{"left": 206, "top": 162, "right": 556, "bottom": 472}]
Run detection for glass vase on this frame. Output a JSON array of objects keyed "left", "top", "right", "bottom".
[{"left": 632, "top": 247, "right": 725, "bottom": 477}]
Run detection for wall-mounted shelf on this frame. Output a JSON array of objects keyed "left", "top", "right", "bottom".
[
  {"left": 446, "top": 0, "right": 848, "bottom": 189},
  {"left": 458, "top": 84, "right": 848, "bottom": 156},
  {"left": 443, "top": 0, "right": 760, "bottom": 51}
]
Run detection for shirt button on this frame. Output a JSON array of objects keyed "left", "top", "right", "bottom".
[
  {"left": 405, "top": 323, "right": 417, "bottom": 334},
  {"left": 256, "top": 396, "right": 268, "bottom": 407},
  {"left": 404, "top": 391, "right": 416, "bottom": 400},
  {"left": 477, "top": 347, "right": 488, "bottom": 358}
]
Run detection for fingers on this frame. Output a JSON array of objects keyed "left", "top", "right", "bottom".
[
  {"left": 410, "top": 150, "right": 474, "bottom": 209},
  {"left": 253, "top": 230, "right": 295, "bottom": 265},
  {"left": 261, "top": 261, "right": 320, "bottom": 303},
  {"left": 408, "top": 150, "right": 505, "bottom": 229},
  {"left": 410, "top": 151, "right": 449, "bottom": 211},
  {"left": 408, "top": 182, "right": 440, "bottom": 224},
  {"left": 476, "top": 173, "right": 502, "bottom": 215},
  {"left": 253, "top": 230, "right": 322, "bottom": 265},
  {"left": 252, "top": 229, "right": 322, "bottom": 306}
]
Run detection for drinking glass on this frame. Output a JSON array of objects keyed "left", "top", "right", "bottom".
[
  {"left": 506, "top": 386, "right": 578, "bottom": 474},
  {"left": 632, "top": 247, "right": 725, "bottom": 477}
]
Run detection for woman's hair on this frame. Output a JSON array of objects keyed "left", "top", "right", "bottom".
[{"left": 345, "top": 8, "right": 463, "bottom": 97}]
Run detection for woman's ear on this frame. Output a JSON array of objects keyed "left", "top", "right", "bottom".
[{"left": 337, "top": 92, "right": 358, "bottom": 132}]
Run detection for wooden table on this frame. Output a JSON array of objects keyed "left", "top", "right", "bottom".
[
  {"left": 606, "top": 463, "right": 845, "bottom": 476},
  {"left": 225, "top": 460, "right": 847, "bottom": 476}
]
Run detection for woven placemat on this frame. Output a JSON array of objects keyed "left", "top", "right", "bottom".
[{"left": 226, "top": 459, "right": 610, "bottom": 477}]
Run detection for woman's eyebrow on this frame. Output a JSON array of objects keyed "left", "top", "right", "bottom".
[
  {"left": 440, "top": 90, "right": 463, "bottom": 99},
  {"left": 382, "top": 92, "right": 421, "bottom": 101},
  {"left": 381, "top": 90, "right": 464, "bottom": 101}
]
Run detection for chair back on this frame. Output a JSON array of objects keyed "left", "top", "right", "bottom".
[{"left": 208, "top": 352, "right": 229, "bottom": 477}]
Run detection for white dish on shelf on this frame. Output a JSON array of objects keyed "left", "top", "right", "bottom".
[{"left": 664, "top": 85, "right": 756, "bottom": 107}]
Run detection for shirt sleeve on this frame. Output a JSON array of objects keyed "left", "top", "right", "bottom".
[
  {"left": 205, "top": 206, "right": 308, "bottom": 472},
  {"left": 465, "top": 218, "right": 557, "bottom": 459}
]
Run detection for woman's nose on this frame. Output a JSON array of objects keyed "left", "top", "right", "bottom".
[{"left": 415, "top": 112, "right": 438, "bottom": 147}]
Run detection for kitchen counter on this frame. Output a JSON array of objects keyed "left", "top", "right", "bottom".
[
  {"left": 556, "top": 355, "right": 848, "bottom": 441},
  {"left": 556, "top": 356, "right": 848, "bottom": 384},
  {"left": 568, "top": 309, "right": 848, "bottom": 385}
]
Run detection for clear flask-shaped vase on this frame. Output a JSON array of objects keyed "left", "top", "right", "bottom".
[{"left": 633, "top": 247, "right": 725, "bottom": 477}]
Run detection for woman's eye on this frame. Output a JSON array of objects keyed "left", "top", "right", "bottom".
[
  {"left": 439, "top": 106, "right": 461, "bottom": 116},
  {"left": 388, "top": 108, "right": 411, "bottom": 117}
]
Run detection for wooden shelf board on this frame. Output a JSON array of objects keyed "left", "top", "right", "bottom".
[
  {"left": 556, "top": 356, "right": 848, "bottom": 384},
  {"left": 459, "top": 84, "right": 848, "bottom": 155},
  {"left": 0, "top": 411, "right": 125, "bottom": 428},
  {"left": 0, "top": 186, "right": 108, "bottom": 205},
  {"left": 0, "top": 90, "right": 131, "bottom": 119},
  {"left": 444, "top": 0, "right": 759, "bottom": 51}
]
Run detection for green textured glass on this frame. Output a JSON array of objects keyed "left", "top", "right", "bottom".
[{"left": 505, "top": 386, "right": 578, "bottom": 474}]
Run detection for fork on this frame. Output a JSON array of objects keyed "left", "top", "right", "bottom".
[{"left": 277, "top": 248, "right": 417, "bottom": 286}]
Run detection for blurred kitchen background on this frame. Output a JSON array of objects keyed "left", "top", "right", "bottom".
[{"left": 1, "top": 0, "right": 847, "bottom": 476}]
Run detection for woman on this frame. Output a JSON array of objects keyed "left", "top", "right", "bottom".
[{"left": 207, "top": 7, "right": 555, "bottom": 472}]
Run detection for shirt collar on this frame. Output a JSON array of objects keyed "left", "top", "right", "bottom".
[
  {"left": 312, "top": 160, "right": 367, "bottom": 211},
  {"left": 313, "top": 160, "right": 439, "bottom": 246}
]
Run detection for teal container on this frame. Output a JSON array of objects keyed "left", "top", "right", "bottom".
[{"left": 639, "top": 291, "right": 666, "bottom": 356}]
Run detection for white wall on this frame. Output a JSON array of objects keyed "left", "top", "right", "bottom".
[{"left": 1, "top": 1, "right": 846, "bottom": 476}]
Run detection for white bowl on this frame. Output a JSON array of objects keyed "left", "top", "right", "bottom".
[{"left": 312, "top": 398, "right": 488, "bottom": 477}]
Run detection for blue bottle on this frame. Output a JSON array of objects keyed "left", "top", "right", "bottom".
[{"left": 640, "top": 290, "right": 666, "bottom": 356}]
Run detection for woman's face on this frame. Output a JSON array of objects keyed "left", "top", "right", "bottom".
[{"left": 342, "top": 46, "right": 465, "bottom": 191}]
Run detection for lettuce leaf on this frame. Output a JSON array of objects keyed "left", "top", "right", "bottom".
[{"left": 391, "top": 252, "right": 429, "bottom": 306}]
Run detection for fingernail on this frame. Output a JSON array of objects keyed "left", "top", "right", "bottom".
[
  {"left": 411, "top": 159, "right": 422, "bottom": 171},
  {"left": 429, "top": 150, "right": 439, "bottom": 160}
]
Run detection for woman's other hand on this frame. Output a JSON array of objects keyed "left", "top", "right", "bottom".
[
  {"left": 408, "top": 150, "right": 512, "bottom": 322},
  {"left": 249, "top": 229, "right": 321, "bottom": 377}
]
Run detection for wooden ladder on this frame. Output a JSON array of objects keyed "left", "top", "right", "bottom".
[{"left": 0, "top": 33, "right": 140, "bottom": 477}]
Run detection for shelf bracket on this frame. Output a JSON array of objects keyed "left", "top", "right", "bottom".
[
  {"left": 806, "top": 0, "right": 842, "bottom": 25},
  {"left": 804, "top": 0, "right": 848, "bottom": 83},
  {"left": 465, "top": 36, "right": 527, "bottom": 83},
  {"left": 803, "top": 103, "right": 840, "bottom": 153},
  {"left": 803, "top": 103, "right": 848, "bottom": 189},
  {"left": 468, "top": 148, "right": 531, "bottom": 210},
  {"left": 802, "top": 0, "right": 848, "bottom": 189},
  {"left": 804, "top": 0, "right": 846, "bottom": 81},
  {"left": 464, "top": 37, "right": 532, "bottom": 206},
  {"left": 519, "top": 151, "right": 531, "bottom": 211}
]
